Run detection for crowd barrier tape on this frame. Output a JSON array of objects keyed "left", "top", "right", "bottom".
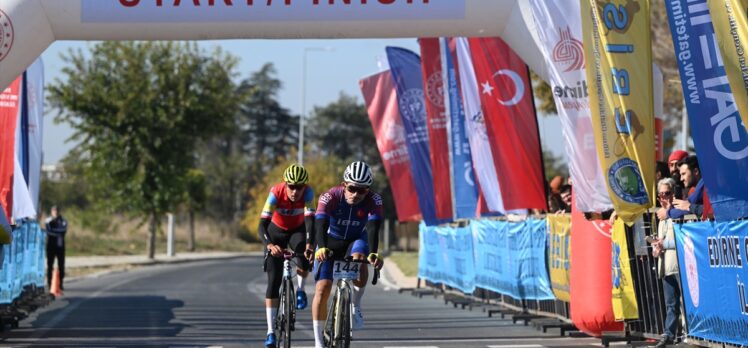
[
  {"left": 0, "top": 220, "right": 45, "bottom": 305},
  {"left": 675, "top": 220, "right": 748, "bottom": 346},
  {"left": 418, "top": 219, "right": 554, "bottom": 300},
  {"left": 547, "top": 215, "right": 571, "bottom": 302}
]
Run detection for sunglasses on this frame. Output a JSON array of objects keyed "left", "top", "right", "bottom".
[
  {"left": 287, "top": 184, "right": 305, "bottom": 191},
  {"left": 345, "top": 185, "right": 369, "bottom": 194},
  {"left": 657, "top": 191, "right": 672, "bottom": 198}
]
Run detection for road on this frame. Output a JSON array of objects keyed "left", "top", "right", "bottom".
[{"left": 1, "top": 256, "right": 605, "bottom": 348}]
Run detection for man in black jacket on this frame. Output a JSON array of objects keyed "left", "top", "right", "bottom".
[{"left": 45, "top": 205, "right": 68, "bottom": 291}]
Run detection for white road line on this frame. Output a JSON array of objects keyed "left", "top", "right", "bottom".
[
  {"left": 486, "top": 345, "right": 545, "bottom": 348},
  {"left": 384, "top": 346, "right": 440, "bottom": 348}
]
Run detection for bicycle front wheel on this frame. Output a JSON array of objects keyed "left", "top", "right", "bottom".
[
  {"left": 334, "top": 288, "right": 352, "bottom": 348},
  {"left": 282, "top": 278, "right": 294, "bottom": 348}
]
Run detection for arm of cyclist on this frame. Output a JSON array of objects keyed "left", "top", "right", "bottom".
[
  {"left": 258, "top": 218, "right": 282, "bottom": 257},
  {"left": 314, "top": 216, "right": 331, "bottom": 262},
  {"left": 304, "top": 215, "right": 315, "bottom": 261},
  {"left": 366, "top": 219, "right": 383, "bottom": 269}
]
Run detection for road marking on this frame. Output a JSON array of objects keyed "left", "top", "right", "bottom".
[
  {"left": 384, "top": 346, "right": 440, "bottom": 348},
  {"left": 486, "top": 345, "right": 545, "bottom": 348}
]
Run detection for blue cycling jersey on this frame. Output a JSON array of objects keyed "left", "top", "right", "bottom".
[{"left": 315, "top": 186, "right": 383, "bottom": 240}]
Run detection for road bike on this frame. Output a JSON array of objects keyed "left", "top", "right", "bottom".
[
  {"left": 318, "top": 257, "right": 379, "bottom": 348},
  {"left": 264, "top": 250, "right": 303, "bottom": 348}
]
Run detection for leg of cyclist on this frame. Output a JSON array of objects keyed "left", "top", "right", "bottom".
[
  {"left": 312, "top": 238, "right": 348, "bottom": 348},
  {"left": 289, "top": 228, "right": 310, "bottom": 309},
  {"left": 348, "top": 236, "right": 369, "bottom": 331}
]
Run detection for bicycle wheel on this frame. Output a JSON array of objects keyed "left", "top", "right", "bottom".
[
  {"left": 324, "top": 291, "right": 338, "bottom": 348},
  {"left": 275, "top": 281, "right": 288, "bottom": 348},
  {"left": 334, "top": 288, "right": 351, "bottom": 348},
  {"left": 283, "top": 278, "right": 294, "bottom": 348}
]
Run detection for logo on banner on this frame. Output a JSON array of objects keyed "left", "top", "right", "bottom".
[
  {"left": 683, "top": 234, "right": 700, "bottom": 308},
  {"left": 399, "top": 88, "right": 426, "bottom": 124},
  {"left": 608, "top": 158, "right": 648, "bottom": 204},
  {"left": 612, "top": 242, "right": 621, "bottom": 288},
  {"left": 0, "top": 10, "right": 14, "bottom": 62},
  {"left": 470, "top": 111, "right": 488, "bottom": 140},
  {"left": 491, "top": 69, "right": 525, "bottom": 106},
  {"left": 552, "top": 26, "right": 585, "bottom": 72},
  {"left": 425, "top": 72, "right": 445, "bottom": 107},
  {"left": 384, "top": 121, "right": 406, "bottom": 145}
]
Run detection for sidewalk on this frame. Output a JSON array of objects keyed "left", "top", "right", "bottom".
[
  {"left": 67, "top": 251, "right": 260, "bottom": 269},
  {"left": 380, "top": 256, "right": 418, "bottom": 290}
]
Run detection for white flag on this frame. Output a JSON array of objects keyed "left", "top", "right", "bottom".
[
  {"left": 26, "top": 58, "right": 44, "bottom": 211},
  {"left": 455, "top": 37, "right": 506, "bottom": 213},
  {"left": 12, "top": 156, "right": 35, "bottom": 220},
  {"left": 528, "top": 0, "right": 613, "bottom": 212}
]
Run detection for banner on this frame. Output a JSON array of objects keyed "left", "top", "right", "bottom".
[
  {"left": 443, "top": 38, "right": 478, "bottom": 220},
  {"left": 417, "top": 222, "right": 475, "bottom": 293},
  {"left": 675, "top": 220, "right": 748, "bottom": 346},
  {"left": 24, "top": 59, "right": 43, "bottom": 210},
  {"left": 547, "top": 214, "right": 571, "bottom": 302},
  {"left": 360, "top": 71, "right": 421, "bottom": 222},
  {"left": 455, "top": 38, "right": 507, "bottom": 214},
  {"left": 0, "top": 77, "right": 21, "bottom": 221},
  {"left": 471, "top": 219, "right": 554, "bottom": 300},
  {"left": 0, "top": 203, "right": 10, "bottom": 244},
  {"left": 529, "top": 0, "right": 613, "bottom": 213},
  {"left": 581, "top": 0, "right": 655, "bottom": 224},
  {"left": 665, "top": 0, "right": 748, "bottom": 220},
  {"left": 386, "top": 47, "right": 443, "bottom": 226},
  {"left": 418, "top": 38, "right": 453, "bottom": 221},
  {"left": 468, "top": 38, "right": 546, "bottom": 211},
  {"left": 570, "top": 193, "right": 623, "bottom": 336},
  {"left": 12, "top": 156, "right": 35, "bottom": 220},
  {"left": 708, "top": 0, "right": 748, "bottom": 135},
  {"left": 611, "top": 218, "right": 639, "bottom": 320}
]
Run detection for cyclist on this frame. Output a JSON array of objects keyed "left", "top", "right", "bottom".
[
  {"left": 311, "top": 161, "right": 384, "bottom": 348},
  {"left": 260, "top": 164, "right": 315, "bottom": 348}
]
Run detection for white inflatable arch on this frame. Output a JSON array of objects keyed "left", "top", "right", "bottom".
[{"left": 0, "top": 0, "right": 548, "bottom": 89}]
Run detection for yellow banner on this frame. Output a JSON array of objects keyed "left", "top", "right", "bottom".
[
  {"left": 611, "top": 218, "right": 639, "bottom": 320},
  {"left": 708, "top": 0, "right": 748, "bottom": 133},
  {"left": 547, "top": 215, "right": 571, "bottom": 302},
  {"left": 581, "top": 0, "right": 655, "bottom": 224}
]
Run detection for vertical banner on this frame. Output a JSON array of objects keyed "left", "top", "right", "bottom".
[
  {"left": 708, "top": 0, "right": 748, "bottom": 135},
  {"left": 386, "top": 47, "right": 443, "bottom": 226},
  {"left": 455, "top": 38, "right": 507, "bottom": 214},
  {"left": 12, "top": 156, "right": 36, "bottom": 220},
  {"left": 547, "top": 214, "right": 572, "bottom": 302},
  {"left": 581, "top": 0, "right": 655, "bottom": 224},
  {"left": 443, "top": 38, "right": 478, "bottom": 220},
  {"left": 25, "top": 59, "right": 44, "bottom": 210},
  {"left": 675, "top": 220, "right": 748, "bottom": 346},
  {"left": 570, "top": 193, "right": 623, "bottom": 336},
  {"left": 665, "top": 0, "right": 748, "bottom": 220},
  {"left": 360, "top": 71, "right": 422, "bottom": 222},
  {"left": 529, "top": 0, "right": 613, "bottom": 213},
  {"left": 0, "top": 77, "right": 21, "bottom": 222},
  {"left": 611, "top": 218, "right": 639, "bottom": 320},
  {"left": 468, "top": 38, "right": 547, "bottom": 211},
  {"left": 418, "top": 38, "right": 454, "bottom": 221}
]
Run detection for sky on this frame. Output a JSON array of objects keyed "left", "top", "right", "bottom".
[{"left": 39, "top": 39, "right": 564, "bottom": 165}]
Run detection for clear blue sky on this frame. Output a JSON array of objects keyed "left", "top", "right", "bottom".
[{"left": 40, "top": 39, "right": 564, "bottom": 165}]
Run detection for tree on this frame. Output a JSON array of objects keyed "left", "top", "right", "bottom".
[
  {"left": 184, "top": 168, "right": 207, "bottom": 251},
  {"left": 47, "top": 42, "right": 242, "bottom": 259}
]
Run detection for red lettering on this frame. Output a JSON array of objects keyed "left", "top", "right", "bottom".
[
  {"left": 266, "top": 0, "right": 291, "bottom": 4},
  {"left": 120, "top": 0, "right": 140, "bottom": 6}
]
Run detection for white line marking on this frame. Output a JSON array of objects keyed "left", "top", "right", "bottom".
[
  {"left": 486, "top": 345, "right": 545, "bottom": 348},
  {"left": 384, "top": 346, "right": 440, "bottom": 348}
]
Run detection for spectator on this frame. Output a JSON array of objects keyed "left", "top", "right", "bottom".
[
  {"left": 547, "top": 176, "right": 565, "bottom": 213},
  {"left": 558, "top": 184, "right": 572, "bottom": 214},
  {"left": 655, "top": 161, "right": 669, "bottom": 207},
  {"left": 667, "top": 150, "right": 688, "bottom": 199},
  {"left": 672, "top": 155, "right": 713, "bottom": 220},
  {"left": 45, "top": 205, "right": 68, "bottom": 291},
  {"left": 651, "top": 177, "right": 682, "bottom": 347}
]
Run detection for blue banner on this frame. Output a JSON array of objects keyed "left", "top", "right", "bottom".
[
  {"left": 417, "top": 222, "right": 475, "bottom": 293},
  {"left": 675, "top": 221, "right": 748, "bottom": 345},
  {"left": 442, "top": 38, "right": 478, "bottom": 220},
  {"left": 387, "top": 47, "right": 442, "bottom": 226},
  {"left": 665, "top": 0, "right": 748, "bottom": 220},
  {"left": 472, "top": 219, "right": 554, "bottom": 300}
]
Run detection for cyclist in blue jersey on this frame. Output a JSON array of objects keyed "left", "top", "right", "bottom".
[{"left": 310, "top": 161, "right": 384, "bottom": 348}]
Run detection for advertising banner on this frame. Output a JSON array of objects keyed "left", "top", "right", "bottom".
[
  {"left": 675, "top": 220, "right": 748, "bottom": 345},
  {"left": 0, "top": 77, "right": 21, "bottom": 222},
  {"left": 547, "top": 214, "right": 571, "bottom": 302},
  {"left": 418, "top": 38, "right": 453, "bottom": 220},
  {"left": 360, "top": 71, "right": 421, "bottom": 222},
  {"left": 387, "top": 47, "right": 443, "bottom": 225},
  {"left": 581, "top": 0, "right": 655, "bottom": 224},
  {"left": 665, "top": 0, "right": 748, "bottom": 220},
  {"left": 611, "top": 218, "right": 639, "bottom": 320},
  {"left": 529, "top": 0, "right": 613, "bottom": 213},
  {"left": 81, "top": 0, "right": 467, "bottom": 23},
  {"left": 468, "top": 37, "right": 546, "bottom": 211},
  {"left": 471, "top": 219, "right": 554, "bottom": 300}
]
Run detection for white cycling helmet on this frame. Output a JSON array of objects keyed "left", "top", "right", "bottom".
[{"left": 343, "top": 161, "right": 373, "bottom": 187}]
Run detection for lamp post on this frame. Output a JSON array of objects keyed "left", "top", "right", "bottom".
[{"left": 298, "top": 46, "right": 334, "bottom": 165}]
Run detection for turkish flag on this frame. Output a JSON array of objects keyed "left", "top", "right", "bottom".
[{"left": 468, "top": 38, "right": 546, "bottom": 211}]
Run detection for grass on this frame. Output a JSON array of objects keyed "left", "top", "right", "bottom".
[{"left": 388, "top": 251, "right": 419, "bottom": 277}]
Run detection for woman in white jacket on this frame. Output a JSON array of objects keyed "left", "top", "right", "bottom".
[{"left": 652, "top": 178, "right": 681, "bottom": 347}]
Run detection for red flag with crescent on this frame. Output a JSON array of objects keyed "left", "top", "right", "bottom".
[{"left": 468, "top": 38, "right": 546, "bottom": 211}]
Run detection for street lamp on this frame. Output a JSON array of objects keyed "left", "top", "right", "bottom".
[{"left": 298, "top": 46, "right": 335, "bottom": 165}]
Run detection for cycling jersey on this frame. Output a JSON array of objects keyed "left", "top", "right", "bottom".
[
  {"left": 315, "top": 186, "right": 383, "bottom": 241},
  {"left": 261, "top": 182, "right": 315, "bottom": 231}
]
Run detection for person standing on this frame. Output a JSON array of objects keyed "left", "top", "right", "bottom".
[{"left": 45, "top": 205, "right": 68, "bottom": 291}]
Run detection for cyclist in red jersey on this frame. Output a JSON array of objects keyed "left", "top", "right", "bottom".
[{"left": 260, "top": 164, "right": 315, "bottom": 348}]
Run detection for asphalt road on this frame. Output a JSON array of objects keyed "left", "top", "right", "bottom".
[{"left": 0, "top": 256, "right": 607, "bottom": 348}]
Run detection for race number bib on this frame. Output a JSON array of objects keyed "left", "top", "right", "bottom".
[{"left": 332, "top": 261, "right": 361, "bottom": 280}]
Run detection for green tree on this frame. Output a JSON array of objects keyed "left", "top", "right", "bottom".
[
  {"left": 184, "top": 168, "right": 207, "bottom": 251},
  {"left": 47, "top": 42, "right": 242, "bottom": 259}
]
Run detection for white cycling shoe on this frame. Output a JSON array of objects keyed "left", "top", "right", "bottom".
[{"left": 352, "top": 306, "right": 364, "bottom": 330}]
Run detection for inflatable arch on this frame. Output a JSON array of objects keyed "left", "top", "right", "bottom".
[{"left": 0, "top": 0, "right": 550, "bottom": 90}]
